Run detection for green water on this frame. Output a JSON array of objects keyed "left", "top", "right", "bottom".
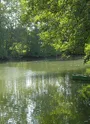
[{"left": 0, "top": 59, "right": 90, "bottom": 124}]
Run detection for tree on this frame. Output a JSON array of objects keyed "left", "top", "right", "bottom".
[
  {"left": 0, "top": 2, "right": 8, "bottom": 58},
  {"left": 0, "top": 0, "right": 21, "bottom": 59},
  {"left": 20, "top": 0, "right": 90, "bottom": 57}
]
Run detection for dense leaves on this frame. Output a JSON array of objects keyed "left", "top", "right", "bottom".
[
  {"left": 1, "top": 0, "right": 90, "bottom": 60},
  {"left": 21, "top": 0, "right": 90, "bottom": 57}
]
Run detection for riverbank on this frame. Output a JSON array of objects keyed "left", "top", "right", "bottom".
[{"left": 0, "top": 55, "right": 84, "bottom": 62}]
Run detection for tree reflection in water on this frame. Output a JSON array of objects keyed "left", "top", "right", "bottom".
[
  {"left": 77, "top": 85, "right": 90, "bottom": 124},
  {"left": 0, "top": 72, "right": 90, "bottom": 124},
  {"left": 32, "top": 84, "right": 73, "bottom": 124}
]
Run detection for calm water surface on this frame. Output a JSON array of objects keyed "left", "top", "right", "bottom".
[{"left": 0, "top": 59, "right": 90, "bottom": 124}]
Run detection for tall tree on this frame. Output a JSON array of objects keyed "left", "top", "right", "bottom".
[
  {"left": 20, "top": 0, "right": 90, "bottom": 56},
  {"left": 0, "top": 1, "right": 8, "bottom": 58}
]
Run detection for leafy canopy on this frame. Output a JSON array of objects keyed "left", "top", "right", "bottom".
[{"left": 20, "top": 0, "right": 90, "bottom": 56}]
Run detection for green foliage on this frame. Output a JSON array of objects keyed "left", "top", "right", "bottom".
[
  {"left": 84, "top": 44, "right": 90, "bottom": 56},
  {"left": 9, "top": 43, "right": 27, "bottom": 57},
  {"left": 1, "top": 0, "right": 90, "bottom": 60},
  {"left": 0, "top": 0, "right": 58, "bottom": 59},
  {"left": 20, "top": 0, "right": 90, "bottom": 57},
  {"left": 83, "top": 44, "right": 90, "bottom": 63}
]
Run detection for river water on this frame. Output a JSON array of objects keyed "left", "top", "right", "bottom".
[{"left": 0, "top": 59, "right": 90, "bottom": 124}]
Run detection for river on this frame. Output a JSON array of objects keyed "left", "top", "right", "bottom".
[{"left": 0, "top": 59, "right": 90, "bottom": 124}]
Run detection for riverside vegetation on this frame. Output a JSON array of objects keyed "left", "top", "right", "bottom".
[{"left": 0, "top": 0, "right": 90, "bottom": 62}]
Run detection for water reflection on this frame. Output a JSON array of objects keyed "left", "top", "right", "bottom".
[
  {"left": 0, "top": 61, "right": 90, "bottom": 124},
  {"left": 76, "top": 85, "right": 90, "bottom": 124},
  {"left": 0, "top": 72, "right": 72, "bottom": 124}
]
